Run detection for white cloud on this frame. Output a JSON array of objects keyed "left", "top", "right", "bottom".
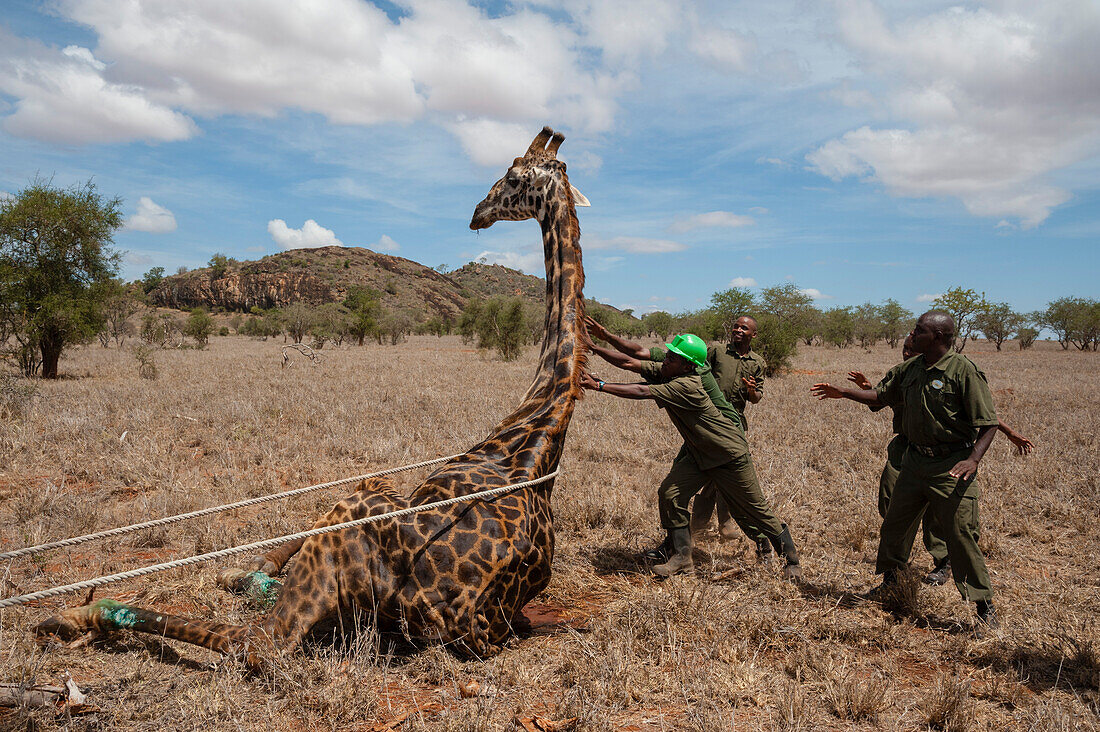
[
  {"left": 447, "top": 119, "right": 536, "bottom": 168},
  {"left": 570, "top": 0, "right": 682, "bottom": 64},
  {"left": 267, "top": 219, "right": 343, "bottom": 250},
  {"left": 473, "top": 249, "right": 543, "bottom": 275},
  {"left": 799, "top": 288, "right": 833, "bottom": 300},
  {"left": 669, "top": 211, "right": 755, "bottom": 234},
  {"left": 728, "top": 277, "right": 757, "bottom": 288},
  {"left": 808, "top": 2, "right": 1100, "bottom": 228},
  {"left": 125, "top": 196, "right": 177, "bottom": 233},
  {"left": 0, "top": 0, "right": 650, "bottom": 150},
  {"left": 586, "top": 235, "right": 686, "bottom": 253},
  {"left": 372, "top": 234, "right": 400, "bottom": 253},
  {"left": 689, "top": 25, "right": 756, "bottom": 73},
  {"left": 0, "top": 34, "right": 197, "bottom": 144},
  {"left": 123, "top": 250, "right": 154, "bottom": 266},
  {"left": 916, "top": 293, "right": 942, "bottom": 303}
]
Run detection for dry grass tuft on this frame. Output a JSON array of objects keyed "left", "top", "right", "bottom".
[{"left": 922, "top": 672, "right": 976, "bottom": 731}]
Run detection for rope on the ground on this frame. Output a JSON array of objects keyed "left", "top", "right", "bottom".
[
  {"left": 0, "top": 454, "right": 465, "bottom": 562},
  {"left": 0, "top": 470, "right": 558, "bottom": 610}
]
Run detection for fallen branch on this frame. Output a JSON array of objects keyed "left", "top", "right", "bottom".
[{"left": 282, "top": 344, "right": 322, "bottom": 368}]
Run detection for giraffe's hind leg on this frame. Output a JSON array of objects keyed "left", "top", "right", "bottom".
[{"left": 41, "top": 551, "right": 345, "bottom": 670}]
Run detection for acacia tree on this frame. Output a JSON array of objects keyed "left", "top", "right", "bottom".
[
  {"left": 879, "top": 299, "right": 913, "bottom": 348},
  {"left": 710, "top": 287, "right": 755, "bottom": 343},
  {"left": 852, "top": 302, "right": 883, "bottom": 348},
  {"left": 752, "top": 284, "right": 814, "bottom": 375},
  {"left": 973, "top": 302, "right": 1022, "bottom": 351},
  {"left": 933, "top": 287, "right": 988, "bottom": 352},
  {"left": 0, "top": 179, "right": 122, "bottom": 377}
]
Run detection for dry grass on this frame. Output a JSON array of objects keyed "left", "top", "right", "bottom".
[{"left": 1, "top": 335, "right": 1098, "bottom": 730}]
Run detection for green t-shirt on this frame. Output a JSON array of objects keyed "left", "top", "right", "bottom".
[
  {"left": 638, "top": 364, "right": 749, "bottom": 469},
  {"left": 651, "top": 344, "right": 765, "bottom": 429},
  {"left": 875, "top": 352, "right": 998, "bottom": 447}
]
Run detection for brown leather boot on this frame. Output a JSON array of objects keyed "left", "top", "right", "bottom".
[{"left": 652, "top": 528, "right": 694, "bottom": 577}]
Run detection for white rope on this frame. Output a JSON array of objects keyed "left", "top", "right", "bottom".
[
  {"left": 0, "top": 454, "right": 464, "bottom": 562},
  {"left": 0, "top": 470, "right": 559, "bottom": 610}
]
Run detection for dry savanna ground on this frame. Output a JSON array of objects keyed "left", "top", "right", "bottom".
[{"left": 0, "top": 335, "right": 1098, "bottom": 731}]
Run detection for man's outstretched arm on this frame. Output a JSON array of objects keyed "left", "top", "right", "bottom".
[
  {"left": 997, "top": 420, "right": 1034, "bottom": 455},
  {"left": 584, "top": 315, "right": 651, "bottom": 360},
  {"left": 810, "top": 382, "right": 883, "bottom": 407},
  {"left": 580, "top": 370, "right": 652, "bottom": 400}
]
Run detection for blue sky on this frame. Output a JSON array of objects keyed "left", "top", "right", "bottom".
[{"left": 1, "top": 0, "right": 1097, "bottom": 316}]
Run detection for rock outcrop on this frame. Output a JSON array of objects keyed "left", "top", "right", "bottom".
[{"left": 150, "top": 271, "right": 334, "bottom": 311}]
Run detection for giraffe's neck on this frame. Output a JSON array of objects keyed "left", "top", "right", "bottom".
[{"left": 480, "top": 181, "right": 584, "bottom": 472}]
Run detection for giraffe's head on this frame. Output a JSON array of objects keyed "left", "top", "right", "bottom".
[{"left": 470, "top": 126, "right": 590, "bottom": 230}]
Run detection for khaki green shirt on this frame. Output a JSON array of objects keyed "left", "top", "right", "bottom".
[
  {"left": 639, "top": 360, "right": 743, "bottom": 431},
  {"left": 639, "top": 367, "right": 750, "bottom": 470},
  {"left": 875, "top": 352, "right": 998, "bottom": 447},
  {"left": 650, "top": 344, "right": 765, "bottom": 429}
]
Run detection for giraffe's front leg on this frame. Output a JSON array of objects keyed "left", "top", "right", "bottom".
[{"left": 244, "top": 475, "right": 397, "bottom": 576}]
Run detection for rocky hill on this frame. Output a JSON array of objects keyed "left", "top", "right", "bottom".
[
  {"left": 147, "top": 246, "right": 638, "bottom": 326},
  {"left": 148, "top": 246, "right": 541, "bottom": 319}
]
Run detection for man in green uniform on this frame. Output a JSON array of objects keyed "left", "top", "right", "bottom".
[
  {"left": 846, "top": 337, "right": 1033, "bottom": 586},
  {"left": 585, "top": 316, "right": 771, "bottom": 549},
  {"left": 810, "top": 311, "right": 1002, "bottom": 629},
  {"left": 581, "top": 331, "right": 801, "bottom": 578}
]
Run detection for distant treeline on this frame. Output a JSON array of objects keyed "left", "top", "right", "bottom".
[
  {"left": 585, "top": 285, "right": 1100, "bottom": 376},
  {"left": 2, "top": 178, "right": 1096, "bottom": 379}
]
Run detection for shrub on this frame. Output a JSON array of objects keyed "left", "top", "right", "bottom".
[
  {"left": 132, "top": 344, "right": 158, "bottom": 380},
  {"left": 1017, "top": 327, "right": 1039, "bottom": 350},
  {"left": 183, "top": 308, "right": 216, "bottom": 347},
  {"left": 0, "top": 371, "right": 36, "bottom": 420}
]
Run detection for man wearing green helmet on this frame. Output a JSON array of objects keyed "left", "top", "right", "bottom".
[
  {"left": 585, "top": 315, "right": 776, "bottom": 560},
  {"left": 581, "top": 328, "right": 801, "bottom": 578}
]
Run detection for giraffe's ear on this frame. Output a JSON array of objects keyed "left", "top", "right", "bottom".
[{"left": 570, "top": 185, "right": 591, "bottom": 207}]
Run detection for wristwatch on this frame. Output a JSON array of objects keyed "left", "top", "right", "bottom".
[{"left": 597, "top": 380, "right": 605, "bottom": 391}]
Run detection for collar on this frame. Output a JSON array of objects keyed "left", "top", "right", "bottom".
[
  {"left": 923, "top": 350, "right": 955, "bottom": 372},
  {"left": 725, "top": 343, "right": 755, "bottom": 360}
]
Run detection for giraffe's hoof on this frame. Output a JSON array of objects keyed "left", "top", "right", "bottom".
[
  {"left": 246, "top": 556, "right": 280, "bottom": 576},
  {"left": 35, "top": 607, "right": 92, "bottom": 642},
  {"left": 217, "top": 568, "right": 251, "bottom": 593},
  {"left": 218, "top": 568, "right": 282, "bottom": 608}
]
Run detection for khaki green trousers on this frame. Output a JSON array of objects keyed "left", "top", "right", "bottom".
[
  {"left": 876, "top": 447, "right": 993, "bottom": 602},
  {"left": 880, "top": 435, "right": 949, "bottom": 564},
  {"left": 659, "top": 453, "right": 784, "bottom": 540}
]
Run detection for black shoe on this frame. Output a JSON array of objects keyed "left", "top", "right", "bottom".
[
  {"left": 922, "top": 558, "right": 951, "bottom": 586},
  {"left": 640, "top": 534, "right": 672, "bottom": 562},
  {"left": 976, "top": 600, "right": 999, "bottom": 631},
  {"left": 866, "top": 570, "right": 899, "bottom": 601}
]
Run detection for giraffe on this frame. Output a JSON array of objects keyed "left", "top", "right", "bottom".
[{"left": 35, "top": 127, "right": 590, "bottom": 666}]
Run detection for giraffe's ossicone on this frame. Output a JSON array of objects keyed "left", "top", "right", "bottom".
[{"left": 35, "top": 126, "right": 590, "bottom": 666}]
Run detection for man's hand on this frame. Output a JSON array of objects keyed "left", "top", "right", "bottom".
[
  {"left": 847, "top": 371, "right": 873, "bottom": 390},
  {"left": 583, "top": 315, "right": 610, "bottom": 341},
  {"left": 1004, "top": 430, "right": 1034, "bottom": 456},
  {"left": 742, "top": 375, "right": 759, "bottom": 400},
  {"left": 810, "top": 382, "right": 845, "bottom": 400},
  {"left": 579, "top": 371, "right": 601, "bottom": 391},
  {"left": 949, "top": 459, "right": 980, "bottom": 481}
]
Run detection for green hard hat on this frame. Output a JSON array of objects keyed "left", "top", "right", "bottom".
[{"left": 665, "top": 333, "right": 707, "bottom": 369}]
